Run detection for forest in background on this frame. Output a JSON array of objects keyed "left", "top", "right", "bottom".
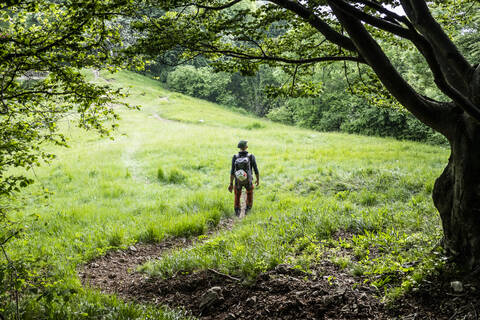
[{"left": 139, "top": 2, "right": 479, "bottom": 145}]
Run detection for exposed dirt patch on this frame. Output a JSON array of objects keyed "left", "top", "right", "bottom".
[
  {"left": 81, "top": 239, "right": 188, "bottom": 295},
  {"left": 332, "top": 229, "right": 354, "bottom": 241},
  {"left": 390, "top": 269, "right": 480, "bottom": 320},
  {"left": 80, "top": 218, "right": 235, "bottom": 297},
  {"left": 81, "top": 225, "right": 480, "bottom": 319},
  {"left": 101, "top": 261, "right": 385, "bottom": 320},
  {"left": 81, "top": 234, "right": 388, "bottom": 319}
]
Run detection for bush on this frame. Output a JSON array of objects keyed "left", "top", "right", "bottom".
[
  {"left": 266, "top": 105, "right": 294, "bottom": 125},
  {"left": 267, "top": 92, "right": 447, "bottom": 145},
  {"left": 164, "top": 64, "right": 285, "bottom": 115},
  {"left": 244, "top": 122, "right": 266, "bottom": 130},
  {"left": 166, "top": 66, "right": 233, "bottom": 105}
]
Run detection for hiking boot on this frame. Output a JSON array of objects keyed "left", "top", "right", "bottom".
[
  {"left": 234, "top": 208, "right": 240, "bottom": 217},
  {"left": 245, "top": 206, "right": 252, "bottom": 215}
]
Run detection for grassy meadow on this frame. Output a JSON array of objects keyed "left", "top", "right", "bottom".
[{"left": 3, "top": 70, "right": 449, "bottom": 319}]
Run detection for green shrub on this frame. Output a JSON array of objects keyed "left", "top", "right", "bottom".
[
  {"left": 156, "top": 168, "right": 187, "bottom": 184},
  {"left": 266, "top": 92, "right": 448, "bottom": 145},
  {"left": 168, "top": 169, "right": 187, "bottom": 184},
  {"left": 166, "top": 65, "right": 233, "bottom": 106},
  {"left": 157, "top": 167, "right": 166, "bottom": 181},
  {"left": 266, "top": 105, "right": 294, "bottom": 124},
  {"left": 244, "top": 122, "right": 266, "bottom": 130}
]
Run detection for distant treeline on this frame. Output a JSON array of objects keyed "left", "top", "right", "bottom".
[{"left": 142, "top": 59, "right": 446, "bottom": 145}]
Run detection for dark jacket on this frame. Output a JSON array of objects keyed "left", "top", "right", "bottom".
[{"left": 230, "top": 151, "right": 259, "bottom": 176}]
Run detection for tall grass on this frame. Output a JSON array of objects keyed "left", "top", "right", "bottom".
[{"left": 2, "top": 70, "right": 449, "bottom": 319}]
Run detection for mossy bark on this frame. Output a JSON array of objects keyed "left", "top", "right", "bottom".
[{"left": 433, "top": 116, "right": 480, "bottom": 270}]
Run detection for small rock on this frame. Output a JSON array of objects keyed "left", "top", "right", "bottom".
[
  {"left": 295, "top": 290, "right": 306, "bottom": 297},
  {"left": 335, "top": 288, "right": 346, "bottom": 296},
  {"left": 311, "top": 290, "right": 323, "bottom": 297},
  {"left": 199, "top": 286, "right": 223, "bottom": 311},
  {"left": 451, "top": 281, "right": 463, "bottom": 293},
  {"left": 119, "top": 258, "right": 126, "bottom": 263},
  {"left": 246, "top": 296, "right": 257, "bottom": 305},
  {"left": 129, "top": 245, "right": 137, "bottom": 252},
  {"left": 274, "top": 264, "right": 291, "bottom": 274},
  {"left": 321, "top": 295, "right": 336, "bottom": 306},
  {"left": 91, "top": 263, "right": 100, "bottom": 268},
  {"left": 108, "top": 274, "right": 117, "bottom": 279}
]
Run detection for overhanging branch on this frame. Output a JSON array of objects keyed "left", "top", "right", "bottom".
[
  {"left": 400, "top": 0, "right": 473, "bottom": 96},
  {"left": 186, "top": 0, "right": 243, "bottom": 10},
  {"left": 199, "top": 44, "right": 364, "bottom": 64},
  {"left": 329, "top": 0, "right": 415, "bottom": 40},
  {"left": 268, "top": 0, "right": 359, "bottom": 53},
  {"left": 355, "top": 0, "right": 408, "bottom": 25},
  {"left": 327, "top": 0, "right": 452, "bottom": 136},
  {"left": 408, "top": 29, "right": 480, "bottom": 122}
]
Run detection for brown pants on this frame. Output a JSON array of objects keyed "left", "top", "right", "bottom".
[{"left": 234, "top": 185, "right": 254, "bottom": 209}]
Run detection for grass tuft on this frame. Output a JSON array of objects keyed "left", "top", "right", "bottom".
[
  {"left": 137, "top": 225, "right": 162, "bottom": 243},
  {"left": 168, "top": 169, "right": 187, "bottom": 184},
  {"left": 244, "top": 122, "right": 266, "bottom": 130}
]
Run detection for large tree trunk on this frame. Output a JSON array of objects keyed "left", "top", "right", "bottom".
[{"left": 433, "top": 115, "right": 480, "bottom": 270}]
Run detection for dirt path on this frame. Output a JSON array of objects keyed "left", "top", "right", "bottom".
[
  {"left": 80, "top": 218, "right": 235, "bottom": 298},
  {"left": 81, "top": 242, "right": 389, "bottom": 319},
  {"left": 79, "top": 207, "right": 480, "bottom": 319},
  {"left": 80, "top": 217, "right": 388, "bottom": 319},
  {"left": 80, "top": 193, "right": 245, "bottom": 296},
  {"left": 152, "top": 113, "right": 174, "bottom": 122},
  {"left": 122, "top": 133, "right": 144, "bottom": 182},
  {"left": 119, "top": 262, "right": 388, "bottom": 320}
]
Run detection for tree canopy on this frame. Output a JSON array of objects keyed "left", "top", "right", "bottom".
[{"left": 0, "top": 0, "right": 139, "bottom": 197}]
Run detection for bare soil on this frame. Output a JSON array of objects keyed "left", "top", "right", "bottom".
[
  {"left": 80, "top": 218, "right": 235, "bottom": 298},
  {"left": 80, "top": 221, "right": 480, "bottom": 319}
]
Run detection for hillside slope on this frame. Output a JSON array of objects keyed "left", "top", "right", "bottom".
[{"left": 3, "top": 70, "right": 450, "bottom": 319}]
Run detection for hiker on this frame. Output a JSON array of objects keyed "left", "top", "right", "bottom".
[{"left": 228, "top": 140, "right": 259, "bottom": 217}]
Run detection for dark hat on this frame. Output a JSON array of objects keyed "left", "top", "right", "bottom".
[{"left": 237, "top": 140, "right": 248, "bottom": 149}]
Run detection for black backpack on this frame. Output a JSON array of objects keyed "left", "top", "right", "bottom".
[{"left": 234, "top": 154, "right": 252, "bottom": 185}]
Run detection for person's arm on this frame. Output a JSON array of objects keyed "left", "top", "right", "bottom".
[
  {"left": 229, "top": 155, "right": 236, "bottom": 192},
  {"left": 251, "top": 154, "right": 259, "bottom": 186},
  {"left": 229, "top": 174, "right": 235, "bottom": 192}
]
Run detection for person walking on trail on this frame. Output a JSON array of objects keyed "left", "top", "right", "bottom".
[{"left": 228, "top": 140, "right": 259, "bottom": 217}]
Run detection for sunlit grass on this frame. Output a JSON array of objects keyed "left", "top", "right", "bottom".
[{"left": 4, "top": 70, "right": 449, "bottom": 319}]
